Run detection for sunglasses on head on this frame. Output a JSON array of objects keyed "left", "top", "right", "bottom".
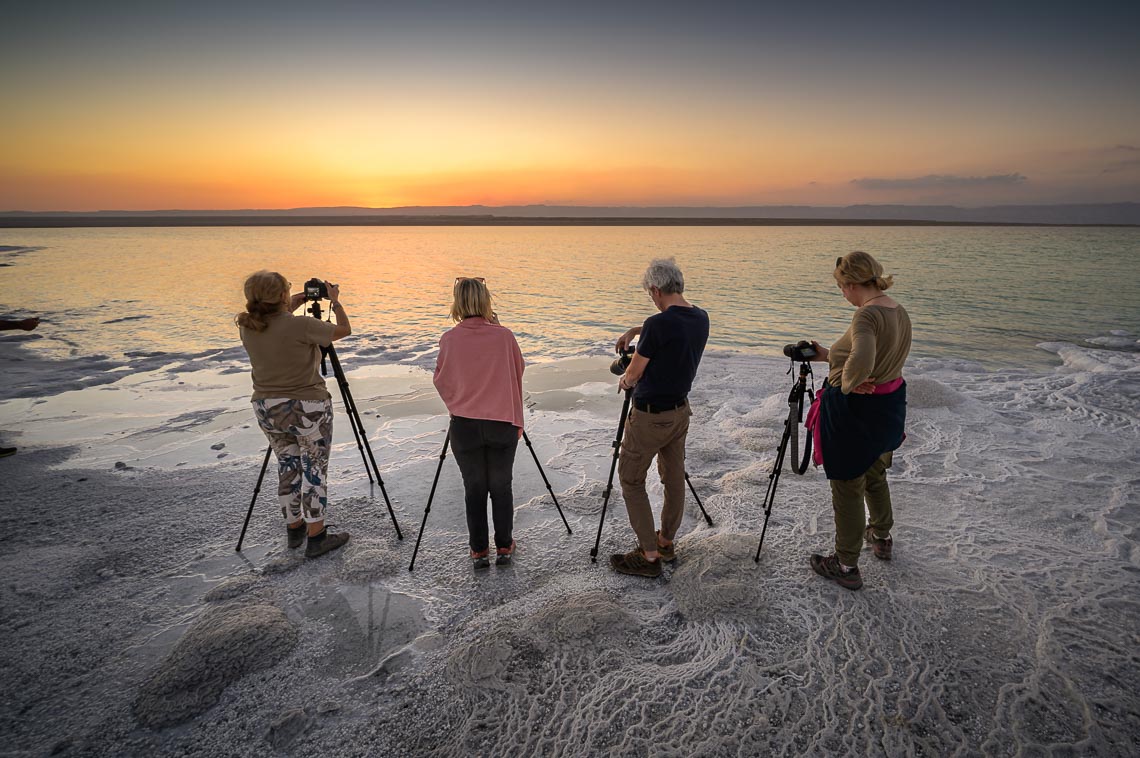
[{"left": 455, "top": 276, "right": 486, "bottom": 284}]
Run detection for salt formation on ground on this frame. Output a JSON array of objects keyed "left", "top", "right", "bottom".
[
  {"left": 1, "top": 346, "right": 1137, "bottom": 755},
  {"left": 134, "top": 603, "right": 298, "bottom": 728}
]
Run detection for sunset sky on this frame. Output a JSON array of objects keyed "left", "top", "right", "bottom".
[{"left": 2, "top": 1, "right": 1138, "bottom": 211}]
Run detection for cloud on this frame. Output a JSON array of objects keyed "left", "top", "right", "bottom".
[
  {"left": 1102, "top": 158, "right": 1140, "bottom": 174},
  {"left": 1114, "top": 144, "right": 1140, "bottom": 152},
  {"left": 851, "top": 173, "right": 1028, "bottom": 190}
]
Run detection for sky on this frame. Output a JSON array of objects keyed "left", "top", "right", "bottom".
[{"left": 1, "top": 0, "right": 1138, "bottom": 210}]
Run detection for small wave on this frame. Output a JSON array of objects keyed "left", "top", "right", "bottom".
[{"left": 103, "top": 315, "right": 152, "bottom": 324}]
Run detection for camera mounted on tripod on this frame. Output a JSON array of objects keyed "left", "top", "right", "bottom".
[
  {"left": 783, "top": 340, "right": 818, "bottom": 364},
  {"left": 304, "top": 278, "right": 335, "bottom": 301},
  {"left": 610, "top": 347, "right": 636, "bottom": 376}
]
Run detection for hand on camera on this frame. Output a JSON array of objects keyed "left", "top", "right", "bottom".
[
  {"left": 810, "top": 341, "right": 829, "bottom": 361},
  {"left": 617, "top": 374, "right": 636, "bottom": 392},
  {"left": 852, "top": 377, "right": 877, "bottom": 394},
  {"left": 326, "top": 282, "right": 340, "bottom": 304},
  {"left": 289, "top": 292, "right": 307, "bottom": 312},
  {"left": 616, "top": 327, "right": 640, "bottom": 352}
]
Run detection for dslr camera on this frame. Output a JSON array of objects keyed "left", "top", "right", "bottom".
[
  {"left": 783, "top": 340, "right": 818, "bottom": 362},
  {"left": 610, "top": 348, "right": 635, "bottom": 376},
  {"left": 304, "top": 278, "right": 334, "bottom": 301}
]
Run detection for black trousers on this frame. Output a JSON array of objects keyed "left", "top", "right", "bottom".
[{"left": 449, "top": 416, "right": 519, "bottom": 552}]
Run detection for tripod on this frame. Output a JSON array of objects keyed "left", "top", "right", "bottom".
[
  {"left": 408, "top": 427, "right": 571, "bottom": 571},
  {"left": 753, "top": 359, "right": 814, "bottom": 562},
  {"left": 589, "top": 389, "right": 713, "bottom": 563},
  {"left": 236, "top": 299, "right": 403, "bottom": 551}
]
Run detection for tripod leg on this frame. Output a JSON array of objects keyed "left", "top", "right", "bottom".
[
  {"left": 340, "top": 380, "right": 403, "bottom": 539},
  {"left": 754, "top": 417, "right": 794, "bottom": 563},
  {"left": 522, "top": 431, "right": 572, "bottom": 535},
  {"left": 237, "top": 446, "right": 273, "bottom": 552},
  {"left": 409, "top": 432, "right": 450, "bottom": 571},
  {"left": 684, "top": 472, "right": 714, "bottom": 526},
  {"left": 591, "top": 391, "right": 632, "bottom": 563}
]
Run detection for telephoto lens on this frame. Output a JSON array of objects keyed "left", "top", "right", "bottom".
[{"left": 610, "top": 348, "right": 635, "bottom": 376}]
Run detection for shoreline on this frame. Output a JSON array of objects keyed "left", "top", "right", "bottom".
[{"left": 3, "top": 215, "right": 1139, "bottom": 228}]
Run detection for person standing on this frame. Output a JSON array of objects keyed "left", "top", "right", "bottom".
[
  {"left": 610, "top": 258, "right": 709, "bottom": 577},
  {"left": 433, "top": 277, "right": 526, "bottom": 569},
  {"left": 236, "top": 271, "right": 351, "bottom": 558},
  {"left": 808, "top": 251, "right": 912, "bottom": 590}
]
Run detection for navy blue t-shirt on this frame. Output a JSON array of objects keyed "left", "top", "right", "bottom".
[{"left": 633, "top": 305, "right": 710, "bottom": 405}]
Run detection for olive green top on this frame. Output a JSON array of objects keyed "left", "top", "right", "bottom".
[
  {"left": 827, "top": 304, "right": 912, "bottom": 394},
  {"left": 240, "top": 313, "right": 337, "bottom": 401}
]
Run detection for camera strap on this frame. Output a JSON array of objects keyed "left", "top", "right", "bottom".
[{"left": 786, "top": 361, "right": 815, "bottom": 475}]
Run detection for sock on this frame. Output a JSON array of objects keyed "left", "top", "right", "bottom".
[{"left": 840, "top": 562, "right": 856, "bottom": 572}]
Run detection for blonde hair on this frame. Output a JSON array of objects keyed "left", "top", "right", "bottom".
[
  {"left": 450, "top": 278, "right": 495, "bottom": 322},
  {"left": 834, "top": 251, "right": 894, "bottom": 290},
  {"left": 235, "top": 270, "right": 289, "bottom": 332}
]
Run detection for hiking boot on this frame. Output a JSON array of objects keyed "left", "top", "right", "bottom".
[
  {"left": 810, "top": 553, "right": 863, "bottom": 590},
  {"left": 471, "top": 548, "right": 491, "bottom": 570},
  {"left": 610, "top": 546, "right": 662, "bottom": 578},
  {"left": 864, "top": 527, "right": 892, "bottom": 560},
  {"left": 655, "top": 531, "right": 676, "bottom": 563},
  {"left": 286, "top": 521, "right": 306, "bottom": 549},
  {"left": 495, "top": 540, "right": 516, "bottom": 567},
  {"left": 304, "top": 529, "right": 350, "bottom": 559}
]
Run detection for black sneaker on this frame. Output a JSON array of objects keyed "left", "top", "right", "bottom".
[
  {"left": 471, "top": 548, "right": 491, "bottom": 570},
  {"left": 304, "top": 529, "right": 350, "bottom": 559},
  {"left": 810, "top": 553, "right": 863, "bottom": 590},
  {"left": 286, "top": 521, "right": 306, "bottom": 550},
  {"left": 864, "top": 527, "right": 893, "bottom": 560},
  {"left": 495, "top": 540, "right": 515, "bottom": 566},
  {"left": 610, "top": 546, "right": 662, "bottom": 578}
]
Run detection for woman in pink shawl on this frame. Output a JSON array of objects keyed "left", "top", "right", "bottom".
[{"left": 433, "top": 277, "right": 525, "bottom": 569}]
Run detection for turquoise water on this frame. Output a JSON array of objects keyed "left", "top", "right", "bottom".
[{"left": 1, "top": 225, "right": 1138, "bottom": 369}]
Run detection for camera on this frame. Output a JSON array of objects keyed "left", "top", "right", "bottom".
[
  {"left": 610, "top": 348, "right": 635, "bottom": 376},
  {"left": 304, "top": 278, "right": 333, "bottom": 301},
  {"left": 783, "top": 340, "right": 818, "bottom": 362}
]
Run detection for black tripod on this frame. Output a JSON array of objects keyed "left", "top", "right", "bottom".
[
  {"left": 236, "top": 299, "right": 403, "bottom": 551},
  {"left": 590, "top": 389, "right": 713, "bottom": 563},
  {"left": 408, "top": 427, "right": 571, "bottom": 571},
  {"left": 753, "top": 359, "right": 815, "bottom": 562}
]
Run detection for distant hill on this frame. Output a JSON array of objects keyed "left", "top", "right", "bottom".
[{"left": 1, "top": 203, "right": 1138, "bottom": 226}]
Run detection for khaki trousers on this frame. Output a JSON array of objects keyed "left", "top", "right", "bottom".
[
  {"left": 618, "top": 404, "right": 691, "bottom": 553},
  {"left": 830, "top": 451, "right": 894, "bottom": 566}
]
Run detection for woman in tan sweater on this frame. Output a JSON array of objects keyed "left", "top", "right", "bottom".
[{"left": 808, "top": 252, "right": 912, "bottom": 590}]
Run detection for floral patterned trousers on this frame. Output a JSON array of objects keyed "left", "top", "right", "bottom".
[{"left": 252, "top": 398, "right": 334, "bottom": 523}]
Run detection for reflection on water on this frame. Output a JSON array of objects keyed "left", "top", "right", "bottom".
[{"left": 1, "top": 226, "right": 1138, "bottom": 368}]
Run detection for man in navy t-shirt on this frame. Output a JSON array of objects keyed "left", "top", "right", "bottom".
[{"left": 611, "top": 258, "right": 709, "bottom": 577}]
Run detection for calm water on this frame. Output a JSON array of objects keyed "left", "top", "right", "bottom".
[{"left": 2, "top": 226, "right": 1138, "bottom": 369}]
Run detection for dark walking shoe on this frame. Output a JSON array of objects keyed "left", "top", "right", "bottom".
[
  {"left": 864, "top": 527, "right": 893, "bottom": 560},
  {"left": 655, "top": 531, "right": 676, "bottom": 563},
  {"left": 495, "top": 540, "right": 515, "bottom": 566},
  {"left": 810, "top": 553, "right": 863, "bottom": 590},
  {"left": 286, "top": 521, "right": 306, "bottom": 549},
  {"left": 610, "top": 547, "right": 662, "bottom": 578},
  {"left": 471, "top": 548, "right": 491, "bottom": 570},
  {"left": 0, "top": 447, "right": 16, "bottom": 458},
  {"left": 304, "top": 529, "right": 350, "bottom": 559}
]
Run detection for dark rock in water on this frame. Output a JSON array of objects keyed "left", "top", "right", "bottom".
[
  {"left": 216, "top": 453, "right": 229, "bottom": 459},
  {"left": 133, "top": 603, "right": 298, "bottom": 729},
  {"left": 113, "top": 461, "right": 128, "bottom": 470},
  {"left": 210, "top": 442, "right": 226, "bottom": 450},
  {"left": 266, "top": 707, "right": 312, "bottom": 749}
]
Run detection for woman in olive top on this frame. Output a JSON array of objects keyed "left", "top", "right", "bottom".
[
  {"left": 808, "top": 251, "right": 912, "bottom": 590},
  {"left": 236, "top": 271, "right": 352, "bottom": 559}
]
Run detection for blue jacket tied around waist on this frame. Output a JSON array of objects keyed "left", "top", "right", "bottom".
[{"left": 818, "top": 380, "right": 907, "bottom": 481}]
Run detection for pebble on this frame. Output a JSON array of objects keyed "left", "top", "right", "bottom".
[{"left": 210, "top": 442, "right": 226, "bottom": 451}]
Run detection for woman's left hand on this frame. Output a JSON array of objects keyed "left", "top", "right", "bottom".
[{"left": 851, "top": 377, "right": 877, "bottom": 394}]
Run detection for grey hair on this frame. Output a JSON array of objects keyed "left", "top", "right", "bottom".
[{"left": 641, "top": 257, "right": 685, "bottom": 294}]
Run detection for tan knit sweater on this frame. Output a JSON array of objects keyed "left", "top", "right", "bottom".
[{"left": 827, "top": 305, "right": 912, "bottom": 394}]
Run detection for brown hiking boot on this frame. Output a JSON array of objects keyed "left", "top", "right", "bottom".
[
  {"left": 304, "top": 529, "right": 350, "bottom": 559},
  {"left": 864, "top": 527, "right": 893, "bottom": 560},
  {"left": 286, "top": 521, "right": 306, "bottom": 550},
  {"left": 655, "top": 531, "right": 676, "bottom": 563},
  {"left": 610, "top": 546, "right": 662, "bottom": 578},
  {"left": 810, "top": 553, "right": 863, "bottom": 590}
]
